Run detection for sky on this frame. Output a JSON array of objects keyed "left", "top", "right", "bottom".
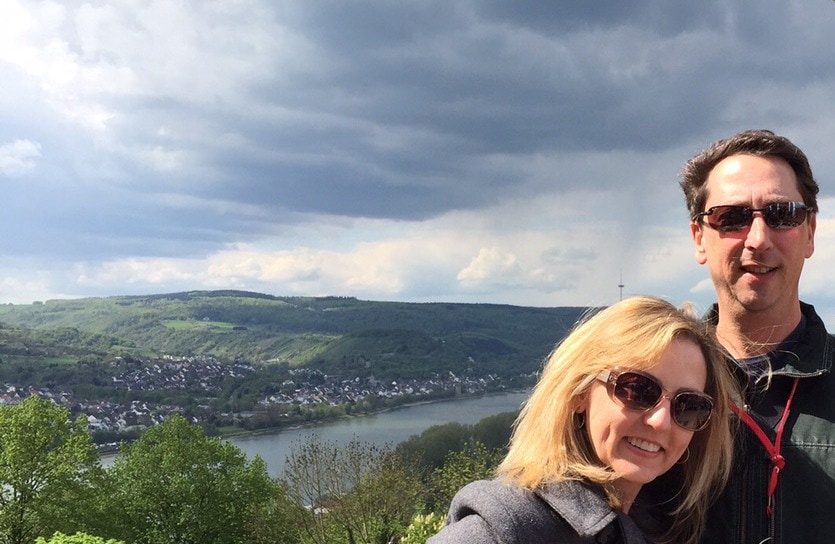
[{"left": 2, "top": 1, "right": 835, "bottom": 324}]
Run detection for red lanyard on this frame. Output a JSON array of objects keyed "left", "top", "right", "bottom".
[{"left": 729, "top": 377, "right": 800, "bottom": 518}]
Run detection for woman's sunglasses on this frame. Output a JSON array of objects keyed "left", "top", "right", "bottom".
[
  {"left": 693, "top": 201, "right": 811, "bottom": 233},
  {"left": 597, "top": 368, "right": 714, "bottom": 431}
]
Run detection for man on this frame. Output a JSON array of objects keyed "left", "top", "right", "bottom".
[{"left": 680, "top": 129, "right": 835, "bottom": 543}]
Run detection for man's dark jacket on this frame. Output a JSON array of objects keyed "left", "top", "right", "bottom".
[{"left": 699, "top": 302, "right": 835, "bottom": 543}]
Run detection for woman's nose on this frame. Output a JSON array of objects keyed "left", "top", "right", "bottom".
[{"left": 643, "top": 398, "right": 673, "bottom": 431}]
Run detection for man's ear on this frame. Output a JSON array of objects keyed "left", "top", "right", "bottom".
[
  {"left": 806, "top": 212, "right": 816, "bottom": 259},
  {"left": 691, "top": 221, "right": 707, "bottom": 265}
]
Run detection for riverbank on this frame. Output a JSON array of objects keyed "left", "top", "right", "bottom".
[
  {"left": 232, "top": 389, "right": 532, "bottom": 476},
  {"left": 100, "top": 389, "right": 531, "bottom": 469},
  {"left": 218, "top": 387, "right": 530, "bottom": 439}
]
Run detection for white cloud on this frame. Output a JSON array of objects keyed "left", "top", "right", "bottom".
[
  {"left": 457, "top": 248, "right": 520, "bottom": 287},
  {"left": 0, "top": 139, "right": 41, "bottom": 175}
]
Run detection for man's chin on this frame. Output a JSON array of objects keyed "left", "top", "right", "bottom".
[{"left": 729, "top": 292, "right": 778, "bottom": 314}]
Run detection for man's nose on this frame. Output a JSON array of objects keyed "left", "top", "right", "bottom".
[{"left": 744, "top": 212, "right": 773, "bottom": 250}]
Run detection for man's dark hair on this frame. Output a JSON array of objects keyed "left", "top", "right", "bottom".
[{"left": 681, "top": 129, "right": 819, "bottom": 220}]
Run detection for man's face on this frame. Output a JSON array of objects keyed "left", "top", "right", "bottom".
[{"left": 690, "top": 154, "right": 815, "bottom": 318}]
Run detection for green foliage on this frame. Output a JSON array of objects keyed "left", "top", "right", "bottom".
[
  {"left": 401, "top": 512, "right": 446, "bottom": 544},
  {"left": 241, "top": 482, "right": 302, "bottom": 544},
  {"left": 471, "top": 410, "right": 517, "bottom": 450},
  {"left": 0, "top": 390, "right": 517, "bottom": 544},
  {"left": 397, "top": 410, "right": 515, "bottom": 472},
  {"left": 35, "top": 532, "right": 124, "bottom": 544},
  {"left": 280, "top": 435, "right": 423, "bottom": 544},
  {"left": 395, "top": 413, "right": 514, "bottom": 515},
  {"left": 0, "top": 396, "right": 99, "bottom": 544},
  {"left": 428, "top": 442, "right": 503, "bottom": 511},
  {"left": 104, "top": 415, "right": 274, "bottom": 544},
  {"left": 397, "top": 422, "right": 472, "bottom": 470}
]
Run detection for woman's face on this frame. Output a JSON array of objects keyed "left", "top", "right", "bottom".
[{"left": 579, "top": 337, "right": 708, "bottom": 505}]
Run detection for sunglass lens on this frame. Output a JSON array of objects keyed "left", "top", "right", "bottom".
[
  {"left": 614, "top": 372, "right": 661, "bottom": 410},
  {"left": 673, "top": 393, "right": 713, "bottom": 431},
  {"left": 709, "top": 206, "right": 751, "bottom": 231},
  {"left": 765, "top": 202, "right": 806, "bottom": 229}
]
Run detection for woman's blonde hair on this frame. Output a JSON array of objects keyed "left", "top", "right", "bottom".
[{"left": 496, "top": 295, "right": 737, "bottom": 544}]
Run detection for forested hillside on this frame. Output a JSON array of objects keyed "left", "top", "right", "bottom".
[
  {"left": 0, "top": 291, "right": 592, "bottom": 439},
  {"left": 0, "top": 290, "right": 590, "bottom": 379}
]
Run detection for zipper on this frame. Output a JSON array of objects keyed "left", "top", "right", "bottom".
[
  {"left": 731, "top": 378, "right": 799, "bottom": 544},
  {"left": 738, "top": 472, "right": 747, "bottom": 544}
]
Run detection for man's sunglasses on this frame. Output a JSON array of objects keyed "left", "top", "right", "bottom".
[
  {"left": 597, "top": 368, "right": 714, "bottom": 432},
  {"left": 693, "top": 201, "right": 812, "bottom": 233}
]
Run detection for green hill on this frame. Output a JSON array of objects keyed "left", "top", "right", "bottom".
[{"left": 0, "top": 290, "right": 591, "bottom": 380}]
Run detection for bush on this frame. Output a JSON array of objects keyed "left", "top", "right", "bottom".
[
  {"left": 401, "top": 512, "right": 445, "bottom": 544},
  {"left": 35, "top": 532, "right": 125, "bottom": 544}
]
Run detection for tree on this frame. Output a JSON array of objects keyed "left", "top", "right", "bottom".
[
  {"left": 401, "top": 512, "right": 445, "bottom": 544},
  {"left": 428, "top": 441, "right": 502, "bottom": 512},
  {"left": 395, "top": 422, "right": 470, "bottom": 470},
  {"left": 241, "top": 481, "right": 301, "bottom": 544},
  {"left": 281, "top": 435, "right": 424, "bottom": 544},
  {"left": 0, "top": 395, "right": 99, "bottom": 544},
  {"left": 104, "top": 415, "right": 273, "bottom": 544},
  {"left": 471, "top": 410, "right": 516, "bottom": 450},
  {"left": 35, "top": 532, "right": 124, "bottom": 544}
]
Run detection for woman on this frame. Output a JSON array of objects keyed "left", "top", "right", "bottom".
[{"left": 428, "top": 296, "right": 737, "bottom": 544}]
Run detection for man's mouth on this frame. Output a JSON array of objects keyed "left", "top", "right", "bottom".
[{"left": 741, "top": 264, "right": 775, "bottom": 275}]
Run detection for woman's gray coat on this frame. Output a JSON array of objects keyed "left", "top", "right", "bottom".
[{"left": 427, "top": 479, "right": 648, "bottom": 544}]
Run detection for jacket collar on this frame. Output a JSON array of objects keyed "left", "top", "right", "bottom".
[
  {"left": 791, "top": 301, "right": 833, "bottom": 375},
  {"left": 535, "top": 480, "right": 645, "bottom": 542},
  {"left": 706, "top": 301, "right": 833, "bottom": 377}
]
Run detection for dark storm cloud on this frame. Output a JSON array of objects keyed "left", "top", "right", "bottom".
[
  {"left": 140, "top": 0, "right": 831, "bottom": 227},
  {"left": 173, "top": 1, "right": 724, "bottom": 224}
]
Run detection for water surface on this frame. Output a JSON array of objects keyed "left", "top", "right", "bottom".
[{"left": 232, "top": 390, "right": 530, "bottom": 476}]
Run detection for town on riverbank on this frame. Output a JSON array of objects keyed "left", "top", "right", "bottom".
[{"left": 1, "top": 352, "right": 535, "bottom": 448}]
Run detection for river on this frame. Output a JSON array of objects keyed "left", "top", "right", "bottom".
[{"left": 230, "top": 390, "right": 530, "bottom": 476}]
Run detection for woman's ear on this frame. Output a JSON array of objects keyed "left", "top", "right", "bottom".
[
  {"left": 572, "top": 392, "right": 589, "bottom": 414},
  {"left": 572, "top": 397, "right": 588, "bottom": 430}
]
